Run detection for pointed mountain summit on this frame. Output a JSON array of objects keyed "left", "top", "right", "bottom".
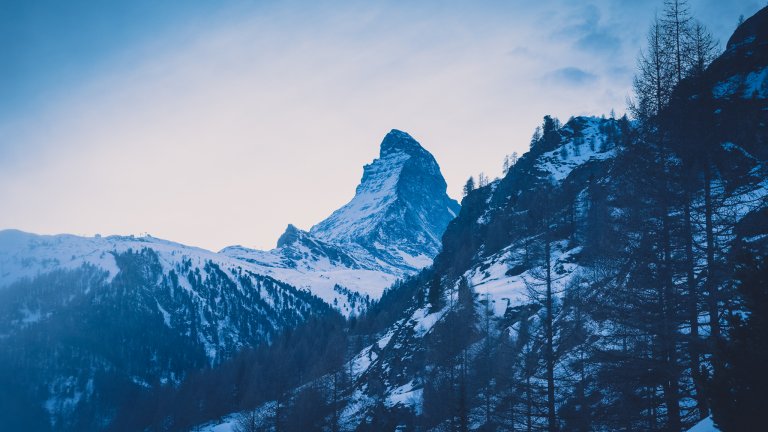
[
  {"left": 380, "top": 129, "right": 426, "bottom": 156},
  {"left": 310, "top": 129, "right": 460, "bottom": 268}
]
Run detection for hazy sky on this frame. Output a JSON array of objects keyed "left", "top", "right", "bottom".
[{"left": 0, "top": 0, "right": 761, "bottom": 251}]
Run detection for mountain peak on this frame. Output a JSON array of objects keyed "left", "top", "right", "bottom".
[
  {"left": 276, "top": 224, "right": 303, "bottom": 248},
  {"left": 380, "top": 129, "right": 425, "bottom": 157},
  {"left": 310, "top": 130, "right": 459, "bottom": 270}
]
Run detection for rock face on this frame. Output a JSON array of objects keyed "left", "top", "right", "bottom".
[
  {"left": 310, "top": 129, "right": 461, "bottom": 268},
  {"left": 710, "top": 6, "right": 768, "bottom": 102}
]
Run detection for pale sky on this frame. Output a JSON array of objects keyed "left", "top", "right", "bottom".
[{"left": 0, "top": 0, "right": 761, "bottom": 251}]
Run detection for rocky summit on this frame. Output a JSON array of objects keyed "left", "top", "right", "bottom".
[{"left": 310, "top": 129, "right": 460, "bottom": 269}]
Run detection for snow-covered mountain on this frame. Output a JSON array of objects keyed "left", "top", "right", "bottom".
[
  {"left": 0, "top": 129, "right": 458, "bottom": 316},
  {"left": 0, "top": 130, "right": 459, "bottom": 430},
  {"left": 345, "top": 15, "right": 768, "bottom": 430},
  {"left": 310, "top": 129, "right": 460, "bottom": 267},
  {"left": 219, "top": 228, "right": 397, "bottom": 316},
  {"left": 219, "top": 129, "right": 459, "bottom": 315},
  {"left": 0, "top": 228, "right": 336, "bottom": 430},
  {"left": 9, "top": 4, "right": 767, "bottom": 429}
]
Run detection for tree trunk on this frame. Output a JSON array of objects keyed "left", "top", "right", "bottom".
[
  {"left": 545, "top": 233, "right": 557, "bottom": 432},
  {"left": 704, "top": 166, "right": 720, "bottom": 342},
  {"left": 662, "top": 209, "right": 682, "bottom": 431},
  {"left": 684, "top": 196, "right": 708, "bottom": 418},
  {"left": 526, "top": 373, "right": 533, "bottom": 432}
]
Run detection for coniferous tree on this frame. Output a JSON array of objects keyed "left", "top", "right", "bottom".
[
  {"left": 632, "top": 17, "right": 674, "bottom": 121},
  {"left": 531, "top": 126, "right": 543, "bottom": 149},
  {"left": 523, "top": 184, "right": 560, "bottom": 432},
  {"left": 428, "top": 273, "right": 444, "bottom": 312},
  {"left": 688, "top": 21, "right": 718, "bottom": 76},
  {"left": 476, "top": 293, "right": 496, "bottom": 430},
  {"left": 542, "top": 115, "right": 562, "bottom": 150},
  {"left": 478, "top": 172, "right": 490, "bottom": 188},
  {"left": 464, "top": 177, "right": 476, "bottom": 197},
  {"left": 662, "top": 0, "right": 693, "bottom": 83},
  {"left": 233, "top": 409, "right": 260, "bottom": 432}
]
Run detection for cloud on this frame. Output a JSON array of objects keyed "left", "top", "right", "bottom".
[
  {"left": 507, "top": 46, "right": 532, "bottom": 58},
  {"left": 552, "top": 3, "right": 622, "bottom": 56},
  {"left": 546, "top": 67, "right": 598, "bottom": 86},
  {"left": 575, "top": 30, "right": 622, "bottom": 55}
]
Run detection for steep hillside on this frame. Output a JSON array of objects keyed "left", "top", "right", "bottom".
[
  {"left": 341, "top": 9, "right": 767, "bottom": 430},
  {"left": 0, "top": 230, "right": 334, "bottom": 430}
]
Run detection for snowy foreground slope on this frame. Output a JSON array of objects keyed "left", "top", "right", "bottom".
[{"left": 0, "top": 130, "right": 458, "bottom": 430}]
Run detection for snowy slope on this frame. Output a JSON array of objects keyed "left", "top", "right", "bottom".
[
  {"left": 0, "top": 229, "right": 235, "bottom": 289},
  {"left": 0, "top": 229, "right": 338, "bottom": 430},
  {"left": 0, "top": 229, "right": 331, "bottom": 362},
  {"left": 535, "top": 117, "right": 617, "bottom": 183},
  {"left": 221, "top": 229, "right": 399, "bottom": 316},
  {"left": 712, "top": 66, "right": 768, "bottom": 99},
  {"left": 686, "top": 417, "right": 721, "bottom": 432},
  {"left": 310, "top": 145, "right": 410, "bottom": 244},
  {"left": 197, "top": 303, "right": 449, "bottom": 432}
]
